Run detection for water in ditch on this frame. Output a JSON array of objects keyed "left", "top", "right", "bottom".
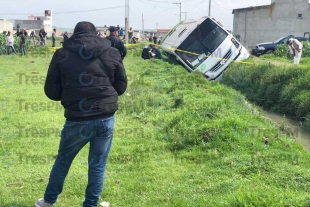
[{"left": 262, "top": 111, "right": 310, "bottom": 150}]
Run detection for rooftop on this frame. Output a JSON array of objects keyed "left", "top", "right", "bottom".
[{"left": 232, "top": 0, "right": 275, "bottom": 11}]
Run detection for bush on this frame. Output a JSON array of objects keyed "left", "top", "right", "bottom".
[{"left": 274, "top": 41, "right": 310, "bottom": 59}]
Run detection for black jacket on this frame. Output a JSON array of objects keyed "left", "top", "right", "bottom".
[
  {"left": 63, "top": 34, "right": 69, "bottom": 42},
  {"left": 44, "top": 31, "right": 127, "bottom": 121},
  {"left": 106, "top": 34, "right": 127, "bottom": 59},
  {"left": 141, "top": 46, "right": 151, "bottom": 60}
]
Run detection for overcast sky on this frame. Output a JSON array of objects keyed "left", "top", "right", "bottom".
[{"left": 0, "top": 0, "right": 271, "bottom": 30}]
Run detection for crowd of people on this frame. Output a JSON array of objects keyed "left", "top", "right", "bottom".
[
  {"left": 4, "top": 29, "right": 28, "bottom": 56},
  {"left": 95, "top": 25, "right": 163, "bottom": 61},
  {"left": 148, "top": 34, "right": 162, "bottom": 45},
  {"left": 3, "top": 28, "right": 73, "bottom": 56},
  {"left": 3, "top": 25, "right": 163, "bottom": 61},
  {"left": 96, "top": 25, "right": 136, "bottom": 44}
]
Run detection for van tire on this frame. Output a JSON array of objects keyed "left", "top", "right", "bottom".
[{"left": 266, "top": 50, "right": 274, "bottom": 54}]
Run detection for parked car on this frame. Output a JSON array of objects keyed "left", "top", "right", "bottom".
[
  {"left": 252, "top": 35, "right": 308, "bottom": 56},
  {"left": 160, "top": 16, "right": 249, "bottom": 81}
]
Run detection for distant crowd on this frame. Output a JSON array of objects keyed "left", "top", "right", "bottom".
[
  {"left": 96, "top": 25, "right": 162, "bottom": 60},
  {"left": 96, "top": 25, "right": 136, "bottom": 44},
  {"left": 3, "top": 27, "right": 70, "bottom": 56},
  {"left": 3, "top": 24, "right": 162, "bottom": 60}
]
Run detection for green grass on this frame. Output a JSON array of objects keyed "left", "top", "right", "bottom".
[
  {"left": 259, "top": 53, "right": 292, "bottom": 64},
  {"left": 258, "top": 54, "right": 310, "bottom": 65},
  {"left": 1, "top": 46, "right": 310, "bottom": 207},
  {"left": 222, "top": 55, "right": 310, "bottom": 130}
]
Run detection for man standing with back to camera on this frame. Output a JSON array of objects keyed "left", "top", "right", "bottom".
[
  {"left": 106, "top": 26, "right": 127, "bottom": 60},
  {"left": 35, "top": 21, "right": 127, "bottom": 207}
]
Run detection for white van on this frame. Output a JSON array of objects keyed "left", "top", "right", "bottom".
[{"left": 160, "top": 16, "right": 249, "bottom": 80}]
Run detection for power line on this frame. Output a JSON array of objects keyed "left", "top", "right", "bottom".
[
  {"left": 0, "top": 5, "right": 124, "bottom": 15},
  {"left": 173, "top": 2, "right": 182, "bottom": 22},
  {"left": 54, "top": 6, "right": 125, "bottom": 14},
  {"left": 138, "top": 0, "right": 175, "bottom": 9},
  {"left": 140, "top": 0, "right": 203, "bottom": 9},
  {"left": 145, "top": 0, "right": 199, "bottom": 3},
  {"left": 212, "top": 1, "right": 233, "bottom": 10},
  {"left": 187, "top": 0, "right": 205, "bottom": 12},
  {"left": 144, "top": 8, "right": 173, "bottom": 20}
]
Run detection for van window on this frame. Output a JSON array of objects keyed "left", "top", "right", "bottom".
[{"left": 175, "top": 18, "right": 228, "bottom": 68}]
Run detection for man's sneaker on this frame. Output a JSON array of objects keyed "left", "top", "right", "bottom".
[{"left": 35, "top": 198, "right": 53, "bottom": 207}]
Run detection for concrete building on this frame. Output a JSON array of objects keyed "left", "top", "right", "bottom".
[
  {"left": 13, "top": 20, "right": 44, "bottom": 30},
  {"left": 142, "top": 29, "right": 170, "bottom": 41},
  {"left": 96, "top": 26, "right": 110, "bottom": 36},
  {"left": 233, "top": 0, "right": 310, "bottom": 49},
  {"left": 28, "top": 10, "right": 52, "bottom": 26},
  {"left": 0, "top": 19, "right": 13, "bottom": 33},
  {"left": 9, "top": 10, "right": 53, "bottom": 35}
]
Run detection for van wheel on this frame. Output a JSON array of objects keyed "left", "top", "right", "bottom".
[{"left": 266, "top": 50, "right": 274, "bottom": 54}]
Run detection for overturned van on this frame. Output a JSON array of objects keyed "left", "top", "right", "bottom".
[{"left": 160, "top": 16, "right": 249, "bottom": 80}]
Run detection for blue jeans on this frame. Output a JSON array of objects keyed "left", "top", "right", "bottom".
[
  {"left": 7, "top": 46, "right": 17, "bottom": 54},
  {"left": 44, "top": 116, "right": 115, "bottom": 207},
  {"left": 52, "top": 39, "right": 56, "bottom": 47},
  {"left": 20, "top": 44, "right": 26, "bottom": 55}
]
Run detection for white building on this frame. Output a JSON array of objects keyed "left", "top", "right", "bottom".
[
  {"left": 28, "top": 10, "right": 53, "bottom": 34},
  {"left": 233, "top": 0, "right": 310, "bottom": 49},
  {"left": 0, "top": 19, "right": 13, "bottom": 33}
]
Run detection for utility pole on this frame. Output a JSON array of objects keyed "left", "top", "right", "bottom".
[
  {"left": 142, "top": 13, "right": 144, "bottom": 41},
  {"left": 156, "top": 23, "right": 159, "bottom": 29},
  {"left": 173, "top": 2, "right": 181, "bottom": 22},
  {"left": 125, "top": 0, "right": 129, "bottom": 44},
  {"left": 208, "top": 0, "right": 211, "bottom": 17},
  {"left": 182, "top": 12, "right": 187, "bottom": 21}
]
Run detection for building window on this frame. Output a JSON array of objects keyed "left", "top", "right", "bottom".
[{"left": 298, "top": 14, "right": 303, "bottom": 19}]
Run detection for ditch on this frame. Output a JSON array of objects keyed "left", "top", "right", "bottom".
[{"left": 263, "top": 110, "right": 310, "bottom": 150}]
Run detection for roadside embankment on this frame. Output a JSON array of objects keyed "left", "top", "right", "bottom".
[{"left": 222, "top": 60, "right": 310, "bottom": 131}]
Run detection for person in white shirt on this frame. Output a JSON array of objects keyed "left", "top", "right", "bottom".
[
  {"left": 287, "top": 38, "right": 302, "bottom": 65},
  {"left": 6, "top": 31, "right": 17, "bottom": 54}
]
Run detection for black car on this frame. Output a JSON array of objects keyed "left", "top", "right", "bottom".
[{"left": 252, "top": 35, "right": 308, "bottom": 56}]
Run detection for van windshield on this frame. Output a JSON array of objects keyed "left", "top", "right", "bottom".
[{"left": 176, "top": 18, "right": 228, "bottom": 69}]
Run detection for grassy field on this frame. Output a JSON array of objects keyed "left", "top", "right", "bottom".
[
  {"left": 257, "top": 53, "right": 310, "bottom": 65},
  {"left": 1, "top": 45, "right": 310, "bottom": 207}
]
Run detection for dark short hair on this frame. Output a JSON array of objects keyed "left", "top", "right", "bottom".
[
  {"left": 53, "top": 29, "right": 56, "bottom": 31},
  {"left": 74, "top": 21, "right": 97, "bottom": 34}
]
